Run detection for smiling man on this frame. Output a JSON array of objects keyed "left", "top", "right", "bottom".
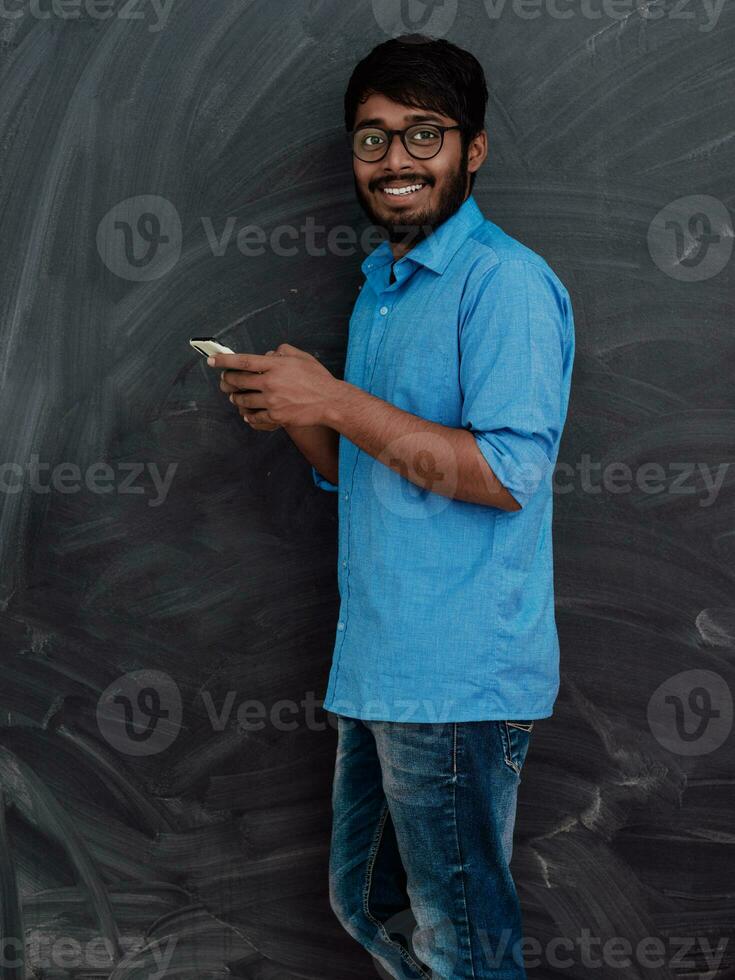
[{"left": 208, "top": 34, "right": 575, "bottom": 980}]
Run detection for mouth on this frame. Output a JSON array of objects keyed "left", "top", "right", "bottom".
[{"left": 376, "top": 180, "right": 430, "bottom": 202}]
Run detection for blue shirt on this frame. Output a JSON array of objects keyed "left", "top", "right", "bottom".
[{"left": 312, "top": 195, "right": 575, "bottom": 723}]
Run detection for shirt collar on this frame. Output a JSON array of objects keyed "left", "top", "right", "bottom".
[{"left": 360, "top": 195, "right": 486, "bottom": 289}]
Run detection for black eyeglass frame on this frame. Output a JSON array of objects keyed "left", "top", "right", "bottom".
[{"left": 347, "top": 124, "right": 464, "bottom": 162}]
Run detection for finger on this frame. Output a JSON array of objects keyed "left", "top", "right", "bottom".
[
  {"left": 237, "top": 405, "right": 261, "bottom": 422},
  {"left": 220, "top": 368, "right": 242, "bottom": 387},
  {"left": 246, "top": 416, "right": 280, "bottom": 431},
  {"left": 230, "top": 392, "right": 266, "bottom": 409},
  {"left": 222, "top": 369, "right": 264, "bottom": 390},
  {"left": 243, "top": 409, "right": 276, "bottom": 426},
  {"left": 207, "top": 352, "right": 275, "bottom": 371},
  {"left": 220, "top": 372, "right": 258, "bottom": 393},
  {"left": 219, "top": 378, "right": 241, "bottom": 393}
]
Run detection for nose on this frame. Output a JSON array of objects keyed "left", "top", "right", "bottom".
[{"left": 381, "top": 132, "right": 415, "bottom": 172}]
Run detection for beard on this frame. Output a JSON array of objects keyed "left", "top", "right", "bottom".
[{"left": 354, "top": 144, "right": 469, "bottom": 247}]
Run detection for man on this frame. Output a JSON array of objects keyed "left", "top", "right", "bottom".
[{"left": 208, "top": 34, "right": 575, "bottom": 980}]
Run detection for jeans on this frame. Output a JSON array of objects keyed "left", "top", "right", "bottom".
[{"left": 328, "top": 716, "right": 534, "bottom": 980}]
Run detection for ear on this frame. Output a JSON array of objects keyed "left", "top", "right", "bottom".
[{"left": 467, "top": 129, "right": 488, "bottom": 174}]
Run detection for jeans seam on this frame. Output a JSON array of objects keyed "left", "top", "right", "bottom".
[
  {"left": 502, "top": 721, "right": 522, "bottom": 775},
  {"left": 450, "top": 723, "right": 477, "bottom": 979},
  {"left": 362, "top": 800, "right": 432, "bottom": 980}
]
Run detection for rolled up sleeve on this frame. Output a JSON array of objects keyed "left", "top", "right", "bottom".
[
  {"left": 459, "top": 259, "right": 572, "bottom": 510},
  {"left": 311, "top": 465, "right": 339, "bottom": 492}
]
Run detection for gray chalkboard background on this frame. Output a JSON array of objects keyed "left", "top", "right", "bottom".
[{"left": 1, "top": 0, "right": 734, "bottom": 977}]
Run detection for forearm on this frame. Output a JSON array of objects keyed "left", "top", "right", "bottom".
[
  {"left": 283, "top": 422, "right": 339, "bottom": 485},
  {"left": 324, "top": 381, "right": 520, "bottom": 510}
]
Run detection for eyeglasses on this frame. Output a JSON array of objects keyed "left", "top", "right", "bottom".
[{"left": 348, "top": 124, "right": 462, "bottom": 162}]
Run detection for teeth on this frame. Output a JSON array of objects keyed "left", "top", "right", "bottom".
[{"left": 382, "top": 183, "right": 425, "bottom": 196}]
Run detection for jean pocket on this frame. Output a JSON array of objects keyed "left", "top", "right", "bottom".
[
  {"left": 507, "top": 720, "right": 534, "bottom": 733},
  {"left": 500, "top": 720, "right": 534, "bottom": 775}
]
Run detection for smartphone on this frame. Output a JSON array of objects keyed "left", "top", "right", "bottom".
[{"left": 190, "top": 337, "right": 235, "bottom": 357}]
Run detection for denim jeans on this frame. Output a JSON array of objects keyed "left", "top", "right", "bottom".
[{"left": 328, "top": 716, "right": 534, "bottom": 980}]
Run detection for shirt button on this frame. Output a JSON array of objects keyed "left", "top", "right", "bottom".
[
  {"left": 342, "top": 559, "right": 347, "bottom": 567},
  {"left": 337, "top": 621, "right": 345, "bottom": 631},
  {"left": 379, "top": 305, "right": 389, "bottom": 316},
  {"left": 343, "top": 491, "right": 349, "bottom": 499}
]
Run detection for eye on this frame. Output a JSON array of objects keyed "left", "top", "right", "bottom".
[
  {"left": 408, "top": 127, "right": 440, "bottom": 143},
  {"left": 358, "top": 130, "right": 386, "bottom": 148}
]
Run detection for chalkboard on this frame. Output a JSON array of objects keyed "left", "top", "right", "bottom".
[{"left": 1, "top": 1, "right": 733, "bottom": 977}]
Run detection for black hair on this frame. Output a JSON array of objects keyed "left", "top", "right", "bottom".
[{"left": 344, "top": 34, "right": 488, "bottom": 191}]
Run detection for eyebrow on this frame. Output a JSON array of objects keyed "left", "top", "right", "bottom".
[{"left": 354, "top": 113, "right": 448, "bottom": 129}]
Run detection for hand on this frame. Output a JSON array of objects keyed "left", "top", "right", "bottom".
[
  {"left": 209, "top": 342, "right": 341, "bottom": 428},
  {"left": 219, "top": 349, "right": 282, "bottom": 430}
]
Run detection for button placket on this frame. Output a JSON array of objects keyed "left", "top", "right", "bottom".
[
  {"left": 331, "top": 277, "right": 402, "bottom": 700},
  {"left": 365, "top": 295, "right": 399, "bottom": 391}
]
